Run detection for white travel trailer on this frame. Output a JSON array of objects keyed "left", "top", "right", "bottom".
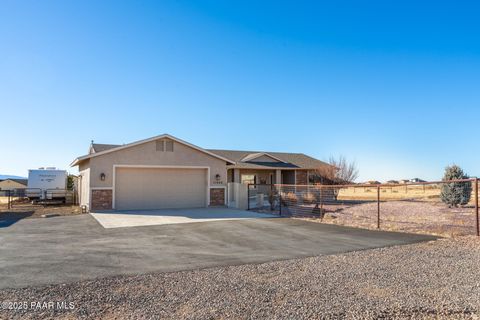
[{"left": 26, "top": 168, "right": 68, "bottom": 201}]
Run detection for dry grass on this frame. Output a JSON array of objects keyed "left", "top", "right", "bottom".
[
  {"left": 338, "top": 185, "right": 441, "bottom": 201},
  {"left": 338, "top": 184, "right": 477, "bottom": 205}
]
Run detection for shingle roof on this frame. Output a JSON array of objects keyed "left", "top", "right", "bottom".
[
  {"left": 3, "top": 178, "right": 28, "bottom": 186},
  {"left": 85, "top": 143, "right": 329, "bottom": 170},
  {"left": 206, "top": 149, "right": 330, "bottom": 170},
  {"left": 91, "top": 143, "right": 121, "bottom": 153}
]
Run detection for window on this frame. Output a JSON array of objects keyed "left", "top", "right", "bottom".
[
  {"left": 241, "top": 174, "right": 256, "bottom": 185},
  {"left": 156, "top": 139, "right": 174, "bottom": 152},
  {"left": 156, "top": 140, "right": 164, "bottom": 151},
  {"left": 165, "top": 139, "right": 174, "bottom": 152}
]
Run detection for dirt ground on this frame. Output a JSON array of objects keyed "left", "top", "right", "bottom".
[
  {"left": 0, "top": 202, "right": 84, "bottom": 220},
  {"left": 292, "top": 200, "right": 477, "bottom": 237}
]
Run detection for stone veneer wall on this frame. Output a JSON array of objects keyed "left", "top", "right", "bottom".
[
  {"left": 91, "top": 189, "right": 113, "bottom": 211},
  {"left": 209, "top": 188, "right": 225, "bottom": 206}
]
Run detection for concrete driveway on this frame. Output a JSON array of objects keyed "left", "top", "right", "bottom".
[
  {"left": 0, "top": 214, "right": 437, "bottom": 289},
  {"left": 90, "top": 208, "right": 272, "bottom": 228}
]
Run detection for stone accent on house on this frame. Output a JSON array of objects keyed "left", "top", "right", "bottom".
[
  {"left": 295, "top": 170, "right": 308, "bottom": 185},
  {"left": 209, "top": 188, "right": 225, "bottom": 206},
  {"left": 91, "top": 189, "right": 113, "bottom": 211}
]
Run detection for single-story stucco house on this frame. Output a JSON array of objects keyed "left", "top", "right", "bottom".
[
  {"left": 71, "top": 134, "right": 331, "bottom": 211},
  {"left": 0, "top": 178, "right": 28, "bottom": 191}
]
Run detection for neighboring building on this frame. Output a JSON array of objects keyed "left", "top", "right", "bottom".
[
  {"left": 398, "top": 179, "right": 410, "bottom": 184},
  {"left": 410, "top": 178, "right": 427, "bottom": 183},
  {"left": 364, "top": 180, "right": 381, "bottom": 185},
  {"left": 0, "top": 178, "right": 28, "bottom": 190},
  {"left": 71, "top": 134, "right": 331, "bottom": 211},
  {"left": 385, "top": 180, "right": 399, "bottom": 184}
]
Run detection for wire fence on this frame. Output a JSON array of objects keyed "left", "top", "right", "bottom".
[
  {"left": 0, "top": 188, "right": 77, "bottom": 210},
  {"left": 248, "top": 178, "right": 479, "bottom": 237}
]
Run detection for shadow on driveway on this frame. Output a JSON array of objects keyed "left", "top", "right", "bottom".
[{"left": 0, "top": 211, "right": 34, "bottom": 228}]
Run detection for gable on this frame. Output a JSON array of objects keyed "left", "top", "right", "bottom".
[
  {"left": 241, "top": 153, "right": 285, "bottom": 163},
  {"left": 72, "top": 134, "right": 234, "bottom": 167},
  {"left": 247, "top": 154, "right": 281, "bottom": 163},
  {"left": 86, "top": 138, "right": 229, "bottom": 188}
]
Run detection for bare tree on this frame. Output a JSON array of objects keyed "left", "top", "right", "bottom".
[
  {"left": 329, "top": 155, "right": 359, "bottom": 184},
  {"left": 310, "top": 156, "right": 359, "bottom": 185}
]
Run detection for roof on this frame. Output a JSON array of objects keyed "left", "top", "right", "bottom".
[
  {"left": 72, "top": 135, "right": 330, "bottom": 170},
  {"left": 71, "top": 134, "right": 236, "bottom": 166},
  {"left": 91, "top": 143, "right": 121, "bottom": 153},
  {"left": 1, "top": 178, "right": 28, "bottom": 186},
  {"left": 207, "top": 149, "right": 330, "bottom": 170}
]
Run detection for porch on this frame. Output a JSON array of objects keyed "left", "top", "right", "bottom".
[{"left": 226, "top": 168, "right": 310, "bottom": 209}]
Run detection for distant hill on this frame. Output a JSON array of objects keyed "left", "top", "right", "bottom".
[{"left": 0, "top": 174, "right": 28, "bottom": 180}]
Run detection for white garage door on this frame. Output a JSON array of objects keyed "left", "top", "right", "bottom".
[{"left": 115, "top": 167, "right": 207, "bottom": 210}]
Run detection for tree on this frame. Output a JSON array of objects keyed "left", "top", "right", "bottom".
[
  {"left": 309, "top": 156, "right": 359, "bottom": 201},
  {"left": 310, "top": 156, "right": 359, "bottom": 185},
  {"left": 328, "top": 155, "right": 359, "bottom": 184},
  {"left": 67, "top": 175, "right": 76, "bottom": 190},
  {"left": 440, "top": 165, "right": 472, "bottom": 207}
]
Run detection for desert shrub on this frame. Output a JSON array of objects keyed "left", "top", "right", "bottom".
[
  {"left": 302, "top": 192, "right": 316, "bottom": 204},
  {"left": 440, "top": 165, "right": 472, "bottom": 207},
  {"left": 284, "top": 192, "right": 298, "bottom": 204}
]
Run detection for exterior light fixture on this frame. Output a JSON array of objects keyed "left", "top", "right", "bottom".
[
  {"left": 100, "top": 173, "right": 106, "bottom": 181},
  {"left": 215, "top": 174, "right": 221, "bottom": 181}
]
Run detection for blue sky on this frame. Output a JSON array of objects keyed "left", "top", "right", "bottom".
[{"left": 1, "top": 0, "right": 479, "bottom": 181}]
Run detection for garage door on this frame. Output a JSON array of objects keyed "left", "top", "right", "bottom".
[{"left": 115, "top": 167, "right": 207, "bottom": 210}]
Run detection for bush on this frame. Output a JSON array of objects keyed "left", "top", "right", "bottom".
[
  {"left": 440, "top": 165, "right": 472, "bottom": 207},
  {"left": 302, "top": 192, "right": 316, "bottom": 204},
  {"left": 284, "top": 192, "right": 298, "bottom": 204}
]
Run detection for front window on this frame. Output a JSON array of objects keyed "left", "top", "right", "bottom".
[{"left": 241, "top": 174, "right": 256, "bottom": 185}]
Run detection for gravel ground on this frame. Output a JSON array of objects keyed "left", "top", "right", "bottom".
[
  {"left": 0, "top": 237, "right": 479, "bottom": 319},
  {"left": 278, "top": 200, "right": 477, "bottom": 237},
  {"left": 322, "top": 201, "right": 476, "bottom": 237}
]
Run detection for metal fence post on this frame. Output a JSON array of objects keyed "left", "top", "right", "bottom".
[
  {"left": 279, "top": 189, "right": 282, "bottom": 216},
  {"left": 377, "top": 185, "right": 380, "bottom": 229},
  {"left": 247, "top": 184, "right": 250, "bottom": 210},
  {"left": 475, "top": 178, "right": 479, "bottom": 237},
  {"left": 320, "top": 185, "right": 323, "bottom": 214}
]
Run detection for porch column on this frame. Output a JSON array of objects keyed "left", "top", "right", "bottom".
[
  {"left": 275, "top": 169, "right": 282, "bottom": 185},
  {"left": 234, "top": 169, "right": 241, "bottom": 183}
]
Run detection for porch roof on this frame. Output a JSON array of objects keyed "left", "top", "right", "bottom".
[{"left": 227, "top": 162, "right": 299, "bottom": 170}]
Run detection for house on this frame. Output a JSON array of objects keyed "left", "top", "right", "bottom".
[
  {"left": 71, "top": 134, "right": 331, "bottom": 211},
  {"left": 0, "top": 178, "right": 28, "bottom": 190},
  {"left": 410, "top": 178, "right": 426, "bottom": 183},
  {"left": 385, "top": 180, "right": 399, "bottom": 184}
]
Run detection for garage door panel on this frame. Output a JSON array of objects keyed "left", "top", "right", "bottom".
[{"left": 115, "top": 168, "right": 207, "bottom": 210}]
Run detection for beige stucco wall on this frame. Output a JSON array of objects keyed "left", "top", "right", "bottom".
[
  {"left": 78, "top": 168, "right": 90, "bottom": 207},
  {"left": 80, "top": 139, "right": 228, "bottom": 189}
]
